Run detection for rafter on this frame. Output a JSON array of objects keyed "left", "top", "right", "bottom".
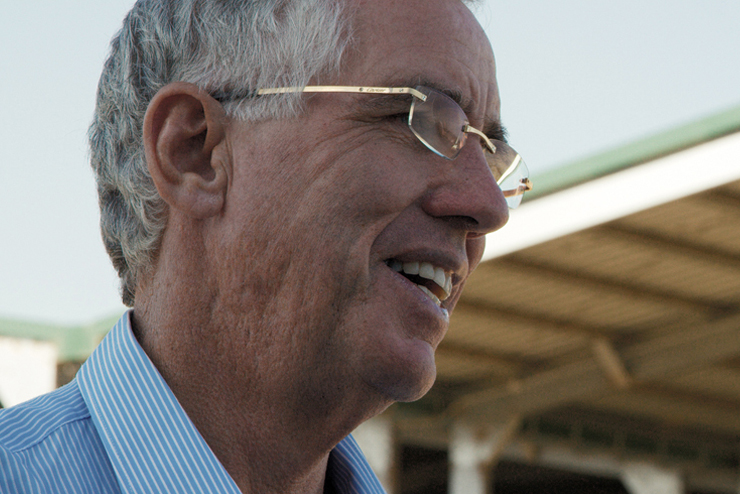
[
  {"left": 436, "top": 341, "right": 537, "bottom": 377},
  {"left": 449, "top": 311, "right": 740, "bottom": 424},
  {"left": 502, "top": 255, "right": 730, "bottom": 316},
  {"left": 703, "top": 185, "right": 740, "bottom": 207},
  {"left": 454, "top": 299, "right": 618, "bottom": 339},
  {"left": 600, "top": 222, "right": 740, "bottom": 272},
  {"left": 699, "top": 190, "right": 740, "bottom": 212},
  {"left": 591, "top": 338, "right": 632, "bottom": 390},
  {"left": 629, "top": 382, "right": 740, "bottom": 416}
]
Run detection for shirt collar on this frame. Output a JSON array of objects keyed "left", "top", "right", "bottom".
[{"left": 77, "top": 311, "right": 385, "bottom": 494}]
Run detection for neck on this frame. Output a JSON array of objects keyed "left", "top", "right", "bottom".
[{"left": 131, "top": 226, "right": 386, "bottom": 493}]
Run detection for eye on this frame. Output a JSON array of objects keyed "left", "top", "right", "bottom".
[
  {"left": 377, "top": 113, "right": 412, "bottom": 137},
  {"left": 386, "top": 112, "right": 409, "bottom": 123}
]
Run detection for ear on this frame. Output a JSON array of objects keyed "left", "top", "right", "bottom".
[{"left": 144, "top": 82, "right": 229, "bottom": 219}]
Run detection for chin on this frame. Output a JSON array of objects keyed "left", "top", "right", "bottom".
[
  {"left": 363, "top": 348, "right": 438, "bottom": 403},
  {"left": 393, "top": 375, "right": 436, "bottom": 403}
]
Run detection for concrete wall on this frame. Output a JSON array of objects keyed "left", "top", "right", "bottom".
[{"left": 0, "top": 337, "right": 57, "bottom": 408}]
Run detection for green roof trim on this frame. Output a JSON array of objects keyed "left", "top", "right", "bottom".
[
  {"left": 0, "top": 314, "right": 122, "bottom": 362},
  {"left": 524, "top": 103, "right": 740, "bottom": 201}
]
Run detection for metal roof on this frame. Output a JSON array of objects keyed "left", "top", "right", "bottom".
[
  {"left": 526, "top": 104, "right": 740, "bottom": 200},
  {"left": 396, "top": 103, "right": 740, "bottom": 483}
]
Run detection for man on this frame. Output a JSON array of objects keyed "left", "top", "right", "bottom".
[{"left": 0, "top": 0, "right": 530, "bottom": 492}]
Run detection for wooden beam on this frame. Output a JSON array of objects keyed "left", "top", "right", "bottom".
[
  {"left": 454, "top": 299, "right": 614, "bottom": 339},
  {"left": 626, "top": 312, "right": 740, "bottom": 381},
  {"left": 631, "top": 382, "right": 740, "bottom": 416},
  {"left": 503, "top": 255, "right": 733, "bottom": 316},
  {"left": 601, "top": 222, "right": 740, "bottom": 273},
  {"left": 700, "top": 186, "right": 740, "bottom": 210},
  {"left": 436, "top": 341, "right": 534, "bottom": 377},
  {"left": 719, "top": 356, "right": 740, "bottom": 371},
  {"left": 591, "top": 338, "right": 632, "bottom": 390},
  {"left": 588, "top": 384, "right": 740, "bottom": 435},
  {"left": 449, "top": 311, "right": 740, "bottom": 424}
]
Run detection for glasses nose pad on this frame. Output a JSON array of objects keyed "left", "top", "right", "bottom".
[{"left": 451, "top": 129, "right": 468, "bottom": 154}]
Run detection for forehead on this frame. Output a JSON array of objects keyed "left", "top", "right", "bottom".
[{"left": 343, "top": 0, "right": 499, "bottom": 121}]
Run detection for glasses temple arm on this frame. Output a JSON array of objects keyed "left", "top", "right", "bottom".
[
  {"left": 463, "top": 125, "right": 497, "bottom": 154},
  {"left": 257, "top": 86, "right": 427, "bottom": 100},
  {"left": 501, "top": 178, "right": 533, "bottom": 197}
]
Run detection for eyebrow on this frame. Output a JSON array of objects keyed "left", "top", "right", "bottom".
[
  {"left": 376, "top": 78, "right": 510, "bottom": 143},
  {"left": 484, "top": 120, "right": 509, "bottom": 143},
  {"left": 417, "top": 82, "right": 510, "bottom": 144},
  {"left": 445, "top": 88, "right": 509, "bottom": 144},
  {"left": 352, "top": 92, "right": 411, "bottom": 114}
]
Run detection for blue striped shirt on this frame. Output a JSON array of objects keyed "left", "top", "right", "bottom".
[{"left": 0, "top": 312, "right": 386, "bottom": 493}]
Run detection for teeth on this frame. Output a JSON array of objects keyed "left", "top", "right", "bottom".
[
  {"left": 388, "top": 259, "right": 453, "bottom": 301},
  {"left": 419, "top": 262, "right": 435, "bottom": 279},
  {"left": 417, "top": 285, "right": 441, "bottom": 306},
  {"left": 418, "top": 262, "right": 451, "bottom": 299},
  {"left": 433, "top": 267, "right": 447, "bottom": 291},
  {"left": 402, "top": 261, "right": 419, "bottom": 275}
]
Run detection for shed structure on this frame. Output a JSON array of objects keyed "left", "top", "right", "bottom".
[{"left": 358, "top": 104, "right": 740, "bottom": 494}]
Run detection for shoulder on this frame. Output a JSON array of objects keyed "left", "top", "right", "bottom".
[
  {"left": 0, "top": 381, "right": 121, "bottom": 493},
  {"left": 0, "top": 380, "right": 89, "bottom": 452}
]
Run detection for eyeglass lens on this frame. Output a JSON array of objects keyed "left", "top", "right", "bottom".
[
  {"left": 408, "top": 86, "right": 529, "bottom": 208},
  {"left": 408, "top": 89, "right": 468, "bottom": 160}
]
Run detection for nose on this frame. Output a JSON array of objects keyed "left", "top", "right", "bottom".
[{"left": 420, "top": 143, "right": 509, "bottom": 237}]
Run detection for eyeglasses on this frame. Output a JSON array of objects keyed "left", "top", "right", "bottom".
[{"left": 220, "top": 85, "right": 532, "bottom": 208}]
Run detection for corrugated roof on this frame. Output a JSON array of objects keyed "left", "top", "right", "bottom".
[{"left": 395, "top": 104, "right": 740, "bottom": 487}]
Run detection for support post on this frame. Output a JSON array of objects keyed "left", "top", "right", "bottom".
[
  {"left": 352, "top": 414, "right": 398, "bottom": 494},
  {"left": 621, "top": 462, "right": 684, "bottom": 494},
  {"left": 449, "top": 417, "right": 521, "bottom": 494}
]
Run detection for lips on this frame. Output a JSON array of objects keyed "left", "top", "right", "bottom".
[{"left": 385, "top": 259, "right": 452, "bottom": 306}]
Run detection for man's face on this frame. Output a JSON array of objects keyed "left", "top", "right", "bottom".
[{"left": 214, "top": 0, "right": 508, "bottom": 407}]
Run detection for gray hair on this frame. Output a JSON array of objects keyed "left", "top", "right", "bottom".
[{"left": 89, "top": 0, "right": 352, "bottom": 306}]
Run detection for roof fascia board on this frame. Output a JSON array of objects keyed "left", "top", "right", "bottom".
[
  {"left": 527, "top": 104, "right": 740, "bottom": 200},
  {"left": 483, "top": 131, "right": 740, "bottom": 262}
]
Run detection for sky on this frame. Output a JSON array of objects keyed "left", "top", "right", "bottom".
[{"left": 1, "top": 1, "right": 739, "bottom": 326}]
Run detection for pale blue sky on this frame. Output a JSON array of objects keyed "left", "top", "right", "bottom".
[{"left": 1, "top": 1, "right": 739, "bottom": 325}]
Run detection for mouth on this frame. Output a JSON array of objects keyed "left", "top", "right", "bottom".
[{"left": 384, "top": 259, "right": 453, "bottom": 307}]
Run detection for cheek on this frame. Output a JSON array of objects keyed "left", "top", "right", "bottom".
[
  {"left": 298, "top": 148, "right": 424, "bottom": 244},
  {"left": 466, "top": 236, "right": 486, "bottom": 273},
  {"left": 442, "top": 236, "right": 486, "bottom": 311}
]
